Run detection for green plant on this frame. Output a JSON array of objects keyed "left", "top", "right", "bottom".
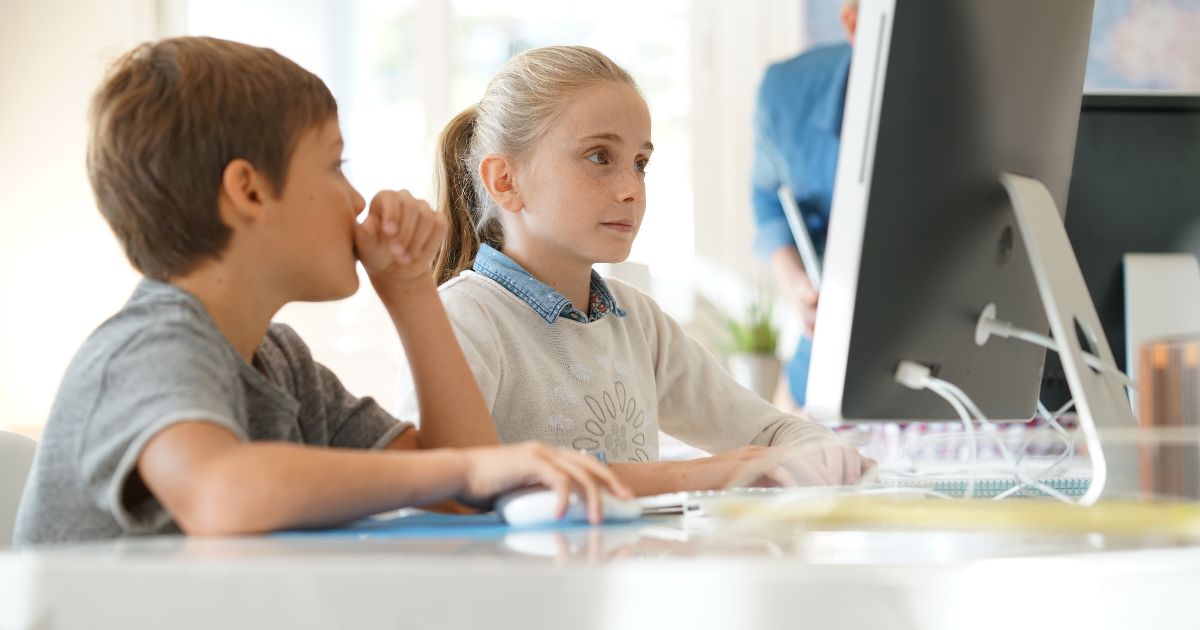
[{"left": 725, "top": 295, "right": 778, "bottom": 355}]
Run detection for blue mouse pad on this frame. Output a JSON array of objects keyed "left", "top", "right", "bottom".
[{"left": 272, "top": 510, "right": 650, "bottom": 540}]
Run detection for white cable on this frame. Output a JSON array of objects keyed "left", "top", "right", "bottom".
[
  {"left": 1036, "top": 400, "right": 1077, "bottom": 475},
  {"left": 895, "top": 362, "right": 979, "bottom": 499},
  {"left": 976, "top": 305, "right": 1136, "bottom": 390},
  {"left": 993, "top": 400, "right": 1076, "bottom": 500},
  {"left": 895, "top": 361, "right": 1077, "bottom": 504},
  {"left": 969, "top": 304, "right": 1108, "bottom": 506},
  {"left": 924, "top": 383, "right": 980, "bottom": 500},
  {"left": 929, "top": 377, "right": 1075, "bottom": 504},
  {"left": 882, "top": 431, "right": 998, "bottom": 478}
]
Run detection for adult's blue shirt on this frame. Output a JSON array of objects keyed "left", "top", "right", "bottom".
[{"left": 750, "top": 43, "right": 852, "bottom": 405}]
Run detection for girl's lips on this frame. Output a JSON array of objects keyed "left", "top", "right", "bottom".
[{"left": 601, "top": 222, "right": 634, "bottom": 233}]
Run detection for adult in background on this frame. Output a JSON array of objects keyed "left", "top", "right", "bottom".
[{"left": 750, "top": 0, "right": 858, "bottom": 406}]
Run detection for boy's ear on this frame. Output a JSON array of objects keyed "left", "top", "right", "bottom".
[
  {"left": 218, "top": 158, "right": 271, "bottom": 225},
  {"left": 479, "top": 154, "right": 523, "bottom": 214}
]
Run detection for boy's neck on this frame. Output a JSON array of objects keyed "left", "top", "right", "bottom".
[
  {"left": 499, "top": 242, "right": 592, "bottom": 313},
  {"left": 171, "top": 262, "right": 284, "bottom": 364}
]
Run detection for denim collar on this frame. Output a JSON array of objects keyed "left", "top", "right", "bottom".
[{"left": 472, "top": 244, "right": 628, "bottom": 325}]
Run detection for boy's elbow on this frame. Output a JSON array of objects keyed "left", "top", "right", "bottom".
[{"left": 171, "top": 474, "right": 266, "bottom": 536}]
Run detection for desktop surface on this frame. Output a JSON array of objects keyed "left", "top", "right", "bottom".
[{"left": 4, "top": 505, "right": 1200, "bottom": 630}]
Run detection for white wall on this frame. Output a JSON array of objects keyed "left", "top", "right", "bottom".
[
  {"left": 0, "top": 0, "right": 822, "bottom": 436},
  {"left": 687, "top": 0, "right": 807, "bottom": 340},
  {"left": 0, "top": 0, "right": 162, "bottom": 436}
]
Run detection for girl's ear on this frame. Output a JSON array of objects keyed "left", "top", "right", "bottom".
[{"left": 480, "top": 154, "right": 524, "bottom": 214}]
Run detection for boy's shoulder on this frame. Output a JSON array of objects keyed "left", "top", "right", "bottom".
[{"left": 82, "top": 278, "right": 229, "bottom": 362}]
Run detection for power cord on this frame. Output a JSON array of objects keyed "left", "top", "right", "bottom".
[
  {"left": 992, "top": 400, "right": 1076, "bottom": 500},
  {"left": 975, "top": 303, "right": 1136, "bottom": 390},
  {"left": 895, "top": 361, "right": 1076, "bottom": 504}
]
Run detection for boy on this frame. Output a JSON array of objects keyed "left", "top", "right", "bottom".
[{"left": 14, "top": 36, "right": 626, "bottom": 546}]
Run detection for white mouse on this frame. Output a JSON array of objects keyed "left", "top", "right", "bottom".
[{"left": 495, "top": 486, "right": 642, "bottom": 527}]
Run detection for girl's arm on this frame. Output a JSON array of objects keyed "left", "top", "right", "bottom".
[{"left": 634, "top": 286, "right": 873, "bottom": 484}]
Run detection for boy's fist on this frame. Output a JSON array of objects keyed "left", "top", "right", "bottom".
[{"left": 355, "top": 190, "right": 446, "bottom": 283}]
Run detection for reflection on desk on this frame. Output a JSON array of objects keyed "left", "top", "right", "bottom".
[{"left": 3, "top": 507, "right": 1200, "bottom": 630}]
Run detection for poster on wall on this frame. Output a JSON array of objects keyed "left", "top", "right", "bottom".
[
  {"left": 1086, "top": 0, "right": 1199, "bottom": 91},
  {"left": 803, "top": 0, "right": 1200, "bottom": 92}
]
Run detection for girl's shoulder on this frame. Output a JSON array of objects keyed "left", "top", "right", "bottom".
[
  {"left": 439, "top": 271, "right": 520, "bottom": 307},
  {"left": 600, "top": 276, "right": 661, "bottom": 318},
  {"left": 438, "top": 270, "right": 546, "bottom": 326}
]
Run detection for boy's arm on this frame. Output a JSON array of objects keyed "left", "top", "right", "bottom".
[
  {"left": 356, "top": 190, "right": 500, "bottom": 450},
  {"left": 138, "top": 421, "right": 628, "bottom": 535}
]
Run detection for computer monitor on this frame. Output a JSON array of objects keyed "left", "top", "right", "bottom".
[
  {"left": 1040, "top": 94, "right": 1200, "bottom": 409},
  {"left": 806, "top": 0, "right": 1096, "bottom": 423}
]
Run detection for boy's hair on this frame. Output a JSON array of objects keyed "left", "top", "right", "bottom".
[
  {"left": 87, "top": 36, "right": 338, "bottom": 280},
  {"left": 433, "top": 46, "right": 640, "bottom": 285}
]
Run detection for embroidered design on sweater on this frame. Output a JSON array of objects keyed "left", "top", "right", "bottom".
[{"left": 570, "top": 381, "right": 649, "bottom": 462}]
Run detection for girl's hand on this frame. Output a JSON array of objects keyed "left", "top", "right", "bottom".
[
  {"left": 354, "top": 189, "right": 447, "bottom": 285},
  {"left": 458, "top": 442, "right": 633, "bottom": 525},
  {"left": 710, "top": 442, "right": 877, "bottom": 489}
]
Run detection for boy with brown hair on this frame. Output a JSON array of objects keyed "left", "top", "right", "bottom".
[{"left": 14, "top": 36, "right": 627, "bottom": 546}]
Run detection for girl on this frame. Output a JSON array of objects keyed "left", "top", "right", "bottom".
[{"left": 401, "top": 46, "right": 872, "bottom": 496}]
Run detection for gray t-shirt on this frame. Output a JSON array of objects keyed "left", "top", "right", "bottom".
[{"left": 14, "top": 279, "right": 410, "bottom": 546}]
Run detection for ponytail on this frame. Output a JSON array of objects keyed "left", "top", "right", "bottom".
[{"left": 433, "top": 105, "right": 500, "bottom": 284}]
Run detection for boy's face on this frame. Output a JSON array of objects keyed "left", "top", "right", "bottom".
[
  {"left": 262, "top": 117, "right": 366, "bottom": 301},
  {"left": 509, "top": 81, "right": 652, "bottom": 267}
]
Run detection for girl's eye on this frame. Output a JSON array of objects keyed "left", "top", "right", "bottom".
[
  {"left": 335, "top": 158, "right": 347, "bottom": 172},
  {"left": 587, "top": 150, "right": 609, "bottom": 165},
  {"left": 635, "top": 158, "right": 650, "bottom": 174}
]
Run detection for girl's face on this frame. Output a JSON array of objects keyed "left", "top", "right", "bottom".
[{"left": 508, "top": 81, "right": 653, "bottom": 266}]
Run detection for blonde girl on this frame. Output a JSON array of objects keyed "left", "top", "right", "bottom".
[{"left": 400, "top": 46, "right": 872, "bottom": 495}]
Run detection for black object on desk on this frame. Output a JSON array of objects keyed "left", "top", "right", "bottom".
[{"left": 1040, "top": 94, "right": 1200, "bottom": 409}]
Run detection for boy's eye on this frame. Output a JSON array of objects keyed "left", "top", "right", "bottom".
[
  {"left": 635, "top": 158, "right": 650, "bottom": 174},
  {"left": 586, "top": 150, "right": 609, "bottom": 165},
  {"left": 335, "top": 158, "right": 347, "bottom": 171}
]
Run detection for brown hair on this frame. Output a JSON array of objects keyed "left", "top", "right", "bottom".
[
  {"left": 87, "top": 36, "right": 338, "bottom": 280},
  {"left": 432, "top": 46, "right": 638, "bottom": 284}
]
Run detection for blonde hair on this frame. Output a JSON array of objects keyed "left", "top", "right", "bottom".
[{"left": 433, "top": 46, "right": 639, "bottom": 284}]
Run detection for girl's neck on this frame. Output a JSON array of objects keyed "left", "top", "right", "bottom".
[{"left": 500, "top": 241, "right": 593, "bottom": 314}]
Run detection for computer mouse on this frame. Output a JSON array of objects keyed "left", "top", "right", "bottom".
[{"left": 495, "top": 486, "right": 642, "bottom": 527}]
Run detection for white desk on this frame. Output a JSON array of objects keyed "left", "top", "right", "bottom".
[{"left": 3, "top": 510, "right": 1199, "bottom": 630}]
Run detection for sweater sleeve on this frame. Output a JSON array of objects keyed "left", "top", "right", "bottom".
[{"left": 635, "top": 288, "right": 837, "bottom": 453}]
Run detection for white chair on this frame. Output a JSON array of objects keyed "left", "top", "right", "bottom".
[{"left": 0, "top": 430, "right": 37, "bottom": 548}]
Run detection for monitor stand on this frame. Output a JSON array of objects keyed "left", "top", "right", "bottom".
[{"left": 1000, "top": 173, "right": 1139, "bottom": 505}]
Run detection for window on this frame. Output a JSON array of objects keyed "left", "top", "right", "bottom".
[{"left": 185, "top": 0, "right": 693, "bottom": 412}]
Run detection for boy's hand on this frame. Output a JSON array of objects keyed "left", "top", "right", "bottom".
[
  {"left": 355, "top": 189, "right": 447, "bottom": 284},
  {"left": 458, "top": 442, "right": 633, "bottom": 525}
]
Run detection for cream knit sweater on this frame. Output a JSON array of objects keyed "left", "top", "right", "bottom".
[{"left": 397, "top": 271, "right": 837, "bottom": 462}]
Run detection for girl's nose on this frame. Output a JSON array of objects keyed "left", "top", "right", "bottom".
[{"left": 617, "top": 167, "right": 642, "bottom": 203}]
